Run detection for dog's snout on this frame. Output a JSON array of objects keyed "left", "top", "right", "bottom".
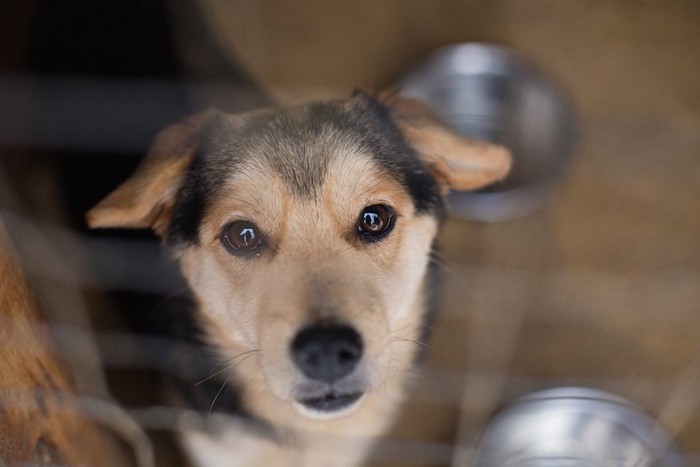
[{"left": 291, "top": 324, "right": 363, "bottom": 382}]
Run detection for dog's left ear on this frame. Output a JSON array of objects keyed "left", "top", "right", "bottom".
[
  {"left": 381, "top": 91, "right": 512, "bottom": 193},
  {"left": 86, "top": 109, "right": 216, "bottom": 236}
]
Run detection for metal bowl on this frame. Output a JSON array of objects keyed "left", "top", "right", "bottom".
[
  {"left": 398, "top": 43, "right": 576, "bottom": 221},
  {"left": 473, "top": 387, "right": 687, "bottom": 467}
]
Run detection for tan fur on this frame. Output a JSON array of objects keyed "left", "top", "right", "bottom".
[
  {"left": 86, "top": 109, "right": 216, "bottom": 235},
  {"left": 177, "top": 150, "right": 437, "bottom": 460},
  {"left": 87, "top": 93, "right": 511, "bottom": 466}
]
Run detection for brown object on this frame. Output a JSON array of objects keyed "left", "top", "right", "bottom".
[{"left": 0, "top": 219, "right": 116, "bottom": 466}]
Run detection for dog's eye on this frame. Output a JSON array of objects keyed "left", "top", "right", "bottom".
[
  {"left": 357, "top": 204, "right": 394, "bottom": 241},
  {"left": 221, "top": 221, "right": 263, "bottom": 256}
]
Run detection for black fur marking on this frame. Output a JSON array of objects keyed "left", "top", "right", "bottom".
[
  {"left": 166, "top": 148, "right": 209, "bottom": 247},
  {"left": 162, "top": 294, "right": 274, "bottom": 438},
  {"left": 166, "top": 94, "right": 445, "bottom": 247},
  {"left": 415, "top": 246, "right": 443, "bottom": 363}
]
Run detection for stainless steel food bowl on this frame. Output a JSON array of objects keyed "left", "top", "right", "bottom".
[
  {"left": 398, "top": 43, "right": 576, "bottom": 221},
  {"left": 473, "top": 387, "right": 687, "bottom": 467}
]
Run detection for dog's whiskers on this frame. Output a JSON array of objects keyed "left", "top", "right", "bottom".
[
  {"left": 207, "top": 374, "right": 232, "bottom": 425},
  {"left": 151, "top": 286, "right": 192, "bottom": 314},
  {"left": 196, "top": 366, "right": 232, "bottom": 387},
  {"left": 388, "top": 357, "right": 410, "bottom": 371},
  {"left": 391, "top": 336, "right": 431, "bottom": 350},
  {"left": 388, "top": 356, "right": 422, "bottom": 377},
  {"left": 222, "top": 348, "right": 260, "bottom": 367},
  {"left": 429, "top": 250, "right": 462, "bottom": 277},
  {"left": 243, "top": 366, "right": 270, "bottom": 394},
  {"left": 196, "top": 349, "right": 259, "bottom": 386}
]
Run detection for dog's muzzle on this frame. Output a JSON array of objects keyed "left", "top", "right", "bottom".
[{"left": 290, "top": 323, "right": 365, "bottom": 414}]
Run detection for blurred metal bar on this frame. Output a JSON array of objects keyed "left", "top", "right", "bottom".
[
  {"left": 1, "top": 210, "right": 183, "bottom": 294},
  {"left": 0, "top": 73, "right": 265, "bottom": 153}
]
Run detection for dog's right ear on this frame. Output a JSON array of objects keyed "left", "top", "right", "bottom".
[{"left": 86, "top": 109, "right": 216, "bottom": 236}]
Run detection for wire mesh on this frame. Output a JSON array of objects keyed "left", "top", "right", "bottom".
[{"left": 1, "top": 1, "right": 700, "bottom": 466}]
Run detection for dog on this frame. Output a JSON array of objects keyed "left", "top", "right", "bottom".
[{"left": 86, "top": 90, "right": 510, "bottom": 466}]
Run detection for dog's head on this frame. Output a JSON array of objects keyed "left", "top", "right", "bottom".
[{"left": 87, "top": 91, "right": 510, "bottom": 421}]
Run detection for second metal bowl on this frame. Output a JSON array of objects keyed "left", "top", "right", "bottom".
[{"left": 472, "top": 387, "right": 686, "bottom": 467}]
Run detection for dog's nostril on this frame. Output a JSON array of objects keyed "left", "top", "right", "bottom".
[
  {"left": 338, "top": 348, "right": 357, "bottom": 363},
  {"left": 291, "top": 324, "right": 363, "bottom": 383}
]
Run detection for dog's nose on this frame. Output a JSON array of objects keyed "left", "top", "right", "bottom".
[{"left": 291, "top": 324, "right": 363, "bottom": 382}]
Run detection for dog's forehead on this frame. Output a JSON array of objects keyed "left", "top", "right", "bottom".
[
  {"left": 208, "top": 103, "right": 363, "bottom": 196},
  {"left": 167, "top": 96, "right": 443, "bottom": 247}
]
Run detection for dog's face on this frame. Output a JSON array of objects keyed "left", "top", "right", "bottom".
[{"left": 87, "top": 92, "right": 510, "bottom": 422}]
